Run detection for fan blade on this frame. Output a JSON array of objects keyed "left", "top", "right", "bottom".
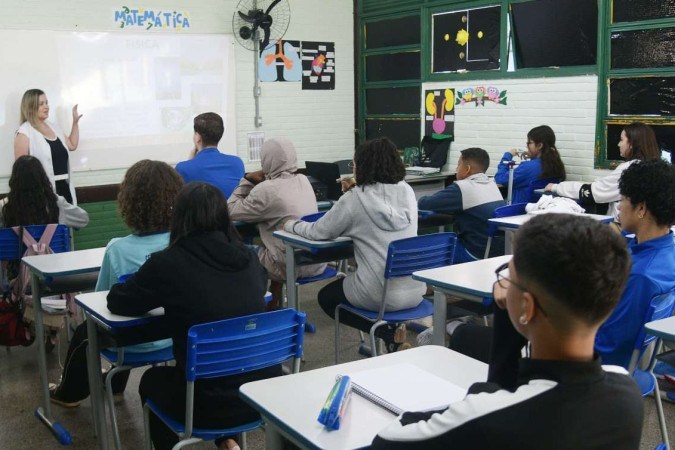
[
  {"left": 265, "top": 0, "right": 282, "bottom": 15},
  {"left": 238, "top": 10, "right": 256, "bottom": 23},
  {"left": 261, "top": 26, "right": 271, "bottom": 50}
]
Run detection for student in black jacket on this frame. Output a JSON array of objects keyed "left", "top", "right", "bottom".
[
  {"left": 372, "top": 214, "right": 644, "bottom": 450},
  {"left": 107, "top": 182, "right": 276, "bottom": 450}
]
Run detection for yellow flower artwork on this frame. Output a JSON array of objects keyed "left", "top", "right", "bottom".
[{"left": 456, "top": 29, "right": 469, "bottom": 46}]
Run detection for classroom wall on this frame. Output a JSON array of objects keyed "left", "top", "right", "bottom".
[
  {"left": 0, "top": 0, "right": 355, "bottom": 192},
  {"left": 425, "top": 75, "right": 611, "bottom": 182}
]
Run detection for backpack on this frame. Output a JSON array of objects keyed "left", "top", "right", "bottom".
[{"left": 419, "top": 136, "right": 451, "bottom": 168}]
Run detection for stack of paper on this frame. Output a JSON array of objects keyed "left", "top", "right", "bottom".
[
  {"left": 42, "top": 296, "right": 67, "bottom": 313},
  {"left": 406, "top": 166, "right": 441, "bottom": 176}
]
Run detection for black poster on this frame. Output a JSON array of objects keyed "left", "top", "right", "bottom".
[
  {"left": 301, "top": 41, "right": 335, "bottom": 90},
  {"left": 432, "top": 6, "right": 501, "bottom": 73}
]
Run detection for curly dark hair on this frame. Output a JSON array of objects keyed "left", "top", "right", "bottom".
[
  {"left": 169, "top": 182, "right": 240, "bottom": 247},
  {"left": 117, "top": 160, "right": 183, "bottom": 233},
  {"left": 2, "top": 155, "right": 59, "bottom": 226},
  {"left": 354, "top": 138, "right": 406, "bottom": 186},
  {"left": 528, "top": 125, "right": 566, "bottom": 181},
  {"left": 623, "top": 122, "right": 660, "bottom": 161},
  {"left": 619, "top": 159, "right": 675, "bottom": 227},
  {"left": 514, "top": 214, "right": 630, "bottom": 329}
]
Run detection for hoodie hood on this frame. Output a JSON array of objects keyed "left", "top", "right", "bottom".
[
  {"left": 353, "top": 182, "right": 416, "bottom": 232},
  {"left": 261, "top": 137, "right": 298, "bottom": 180},
  {"left": 177, "top": 231, "right": 253, "bottom": 272}
]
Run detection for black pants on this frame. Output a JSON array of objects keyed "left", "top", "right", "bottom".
[
  {"left": 55, "top": 179, "right": 73, "bottom": 204},
  {"left": 139, "top": 365, "right": 280, "bottom": 450},
  {"left": 55, "top": 323, "right": 130, "bottom": 402},
  {"left": 318, "top": 279, "right": 396, "bottom": 343}
]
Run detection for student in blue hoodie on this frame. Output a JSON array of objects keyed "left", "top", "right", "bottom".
[{"left": 495, "top": 125, "right": 566, "bottom": 204}]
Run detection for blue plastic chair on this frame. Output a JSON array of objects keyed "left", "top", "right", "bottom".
[
  {"left": 334, "top": 232, "right": 456, "bottom": 363},
  {"left": 627, "top": 289, "right": 675, "bottom": 449},
  {"left": 142, "top": 309, "right": 306, "bottom": 450},
  {"left": 483, "top": 203, "right": 527, "bottom": 259}
]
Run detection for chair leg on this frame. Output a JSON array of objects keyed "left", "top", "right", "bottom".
[
  {"left": 652, "top": 374, "right": 671, "bottom": 449},
  {"left": 369, "top": 321, "right": 387, "bottom": 358},
  {"left": 143, "top": 404, "right": 153, "bottom": 450},
  {"left": 105, "top": 365, "right": 127, "bottom": 450},
  {"left": 241, "top": 432, "right": 248, "bottom": 450},
  {"left": 483, "top": 237, "right": 492, "bottom": 259}
]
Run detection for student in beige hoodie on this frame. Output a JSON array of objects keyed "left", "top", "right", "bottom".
[{"left": 228, "top": 137, "right": 325, "bottom": 308}]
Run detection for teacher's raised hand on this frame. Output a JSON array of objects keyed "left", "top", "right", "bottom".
[{"left": 72, "top": 104, "right": 83, "bottom": 124}]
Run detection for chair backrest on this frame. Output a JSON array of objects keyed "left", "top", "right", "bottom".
[
  {"left": 485, "top": 203, "right": 528, "bottom": 237},
  {"left": 384, "top": 232, "right": 456, "bottom": 280},
  {"left": 185, "top": 309, "right": 306, "bottom": 382},
  {"left": 301, "top": 212, "right": 326, "bottom": 223},
  {"left": 0, "top": 224, "right": 70, "bottom": 261},
  {"left": 334, "top": 159, "right": 352, "bottom": 175},
  {"left": 627, "top": 288, "right": 675, "bottom": 373}
]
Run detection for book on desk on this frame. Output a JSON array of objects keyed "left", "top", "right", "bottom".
[{"left": 405, "top": 166, "right": 441, "bottom": 176}]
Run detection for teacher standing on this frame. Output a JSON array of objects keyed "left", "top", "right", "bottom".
[{"left": 14, "top": 89, "right": 82, "bottom": 204}]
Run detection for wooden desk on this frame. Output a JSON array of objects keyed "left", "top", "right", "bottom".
[
  {"left": 488, "top": 213, "right": 612, "bottom": 254},
  {"left": 21, "top": 247, "right": 105, "bottom": 445},
  {"left": 240, "top": 346, "right": 487, "bottom": 450},
  {"left": 412, "top": 255, "right": 510, "bottom": 345}
]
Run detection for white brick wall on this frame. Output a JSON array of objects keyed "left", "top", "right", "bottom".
[
  {"left": 425, "top": 76, "right": 614, "bottom": 182},
  {"left": 0, "top": 0, "right": 355, "bottom": 191}
]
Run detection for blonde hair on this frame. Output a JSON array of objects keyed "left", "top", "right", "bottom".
[{"left": 20, "top": 89, "right": 45, "bottom": 125}]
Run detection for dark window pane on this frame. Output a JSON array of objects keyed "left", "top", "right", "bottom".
[
  {"left": 365, "top": 15, "right": 420, "bottom": 49},
  {"left": 365, "top": 118, "right": 420, "bottom": 148},
  {"left": 605, "top": 123, "right": 675, "bottom": 161},
  {"left": 366, "top": 52, "right": 420, "bottom": 82},
  {"left": 610, "top": 77, "right": 675, "bottom": 115},
  {"left": 366, "top": 87, "right": 421, "bottom": 115},
  {"left": 432, "top": 6, "right": 501, "bottom": 73},
  {"left": 611, "top": 28, "right": 675, "bottom": 69},
  {"left": 613, "top": 0, "right": 675, "bottom": 23},
  {"left": 511, "top": 0, "right": 597, "bottom": 68}
]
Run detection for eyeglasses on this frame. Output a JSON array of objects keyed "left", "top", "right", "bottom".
[
  {"left": 493, "top": 262, "right": 548, "bottom": 317},
  {"left": 347, "top": 161, "right": 355, "bottom": 169}
]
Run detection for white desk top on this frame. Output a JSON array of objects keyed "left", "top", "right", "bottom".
[
  {"left": 22, "top": 247, "right": 106, "bottom": 277},
  {"left": 412, "top": 255, "right": 510, "bottom": 299},
  {"left": 75, "top": 291, "right": 164, "bottom": 328},
  {"left": 404, "top": 170, "right": 454, "bottom": 183},
  {"left": 489, "top": 212, "right": 612, "bottom": 229},
  {"left": 273, "top": 230, "right": 353, "bottom": 250},
  {"left": 240, "top": 346, "right": 486, "bottom": 450},
  {"left": 645, "top": 316, "right": 675, "bottom": 341}
]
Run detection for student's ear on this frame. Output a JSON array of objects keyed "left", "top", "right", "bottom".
[
  {"left": 519, "top": 292, "right": 537, "bottom": 325},
  {"left": 636, "top": 201, "right": 648, "bottom": 219}
]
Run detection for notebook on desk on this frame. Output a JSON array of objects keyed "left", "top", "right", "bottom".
[{"left": 342, "top": 363, "right": 467, "bottom": 416}]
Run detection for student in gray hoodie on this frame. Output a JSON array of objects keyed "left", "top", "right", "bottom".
[{"left": 284, "top": 138, "right": 424, "bottom": 349}]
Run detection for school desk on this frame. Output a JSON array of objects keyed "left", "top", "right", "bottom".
[
  {"left": 412, "top": 255, "right": 511, "bottom": 345},
  {"left": 239, "top": 345, "right": 487, "bottom": 450},
  {"left": 21, "top": 247, "right": 105, "bottom": 445}
]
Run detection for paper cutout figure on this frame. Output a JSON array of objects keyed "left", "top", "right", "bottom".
[
  {"left": 456, "top": 86, "right": 507, "bottom": 106},
  {"left": 424, "top": 89, "right": 455, "bottom": 139},
  {"left": 259, "top": 39, "right": 301, "bottom": 82}
]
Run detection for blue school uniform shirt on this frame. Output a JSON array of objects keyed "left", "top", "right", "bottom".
[
  {"left": 494, "top": 152, "right": 542, "bottom": 204},
  {"left": 175, "top": 147, "right": 245, "bottom": 198},
  {"left": 97, "top": 232, "right": 172, "bottom": 353},
  {"left": 596, "top": 232, "right": 675, "bottom": 368}
]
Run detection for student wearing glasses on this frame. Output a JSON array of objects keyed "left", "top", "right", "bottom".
[
  {"left": 373, "top": 214, "right": 643, "bottom": 449},
  {"left": 494, "top": 125, "right": 566, "bottom": 204}
]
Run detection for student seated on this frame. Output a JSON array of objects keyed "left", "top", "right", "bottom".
[
  {"left": 494, "top": 125, "right": 566, "bottom": 204},
  {"left": 595, "top": 159, "right": 675, "bottom": 367},
  {"left": 175, "top": 112, "right": 244, "bottom": 198},
  {"left": 0, "top": 155, "right": 88, "bottom": 296},
  {"left": 418, "top": 147, "right": 505, "bottom": 260},
  {"left": 108, "top": 182, "right": 276, "bottom": 450},
  {"left": 546, "top": 122, "right": 660, "bottom": 223},
  {"left": 372, "top": 214, "right": 643, "bottom": 449},
  {"left": 49, "top": 160, "right": 184, "bottom": 407},
  {"left": 228, "top": 137, "right": 326, "bottom": 309},
  {"left": 284, "top": 138, "right": 424, "bottom": 352}
]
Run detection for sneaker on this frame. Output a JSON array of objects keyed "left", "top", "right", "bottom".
[
  {"left": 393, "top": 324, "right": 408, "bottom": 344},
  {"left": 653, "top": 361, "right": 675, "bottom": 380},
  {"left": 446, "top": 319, "right": 470, "bottom": 336},
  {"left": 416, "top": 327, "right": 434, "bottom": 346},
  {"left": 49, "top": 383, "right": 80, "bottom": 408}
]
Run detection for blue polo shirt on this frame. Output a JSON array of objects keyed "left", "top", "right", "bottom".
[{"left": 175, "top": 147, "right": 245, "bottom": 198}]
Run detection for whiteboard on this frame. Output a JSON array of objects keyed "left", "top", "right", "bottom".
[{"left": 0, "top": 30, "right": 236, "bottom": 177}]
